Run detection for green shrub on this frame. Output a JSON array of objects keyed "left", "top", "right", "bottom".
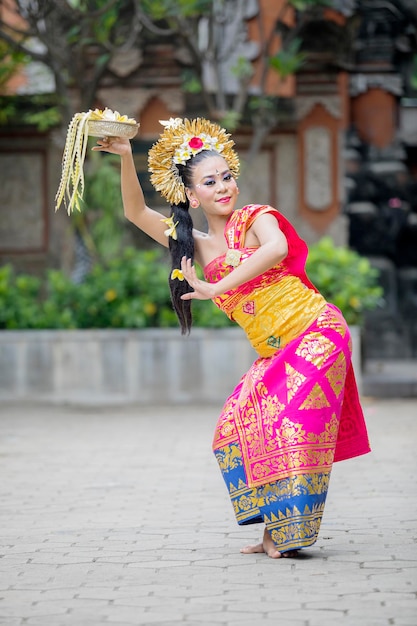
[
  {"left": 0, "top": 264, "right": 47, "bottom": 329},
  {"left": 42, "top": 247, "right": 178, "bottom": 329},
  {"left": 306, "top": 237, "right": 383, "bottom": 325},
  {"left": 0, "top": 248, "right": 231, "bottom": 330}
]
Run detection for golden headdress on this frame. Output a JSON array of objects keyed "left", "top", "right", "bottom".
[{"left": 148, "top": 117, "right": 240, "bottom": 205}]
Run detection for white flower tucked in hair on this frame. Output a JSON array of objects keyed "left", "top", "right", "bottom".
[
  {"left": 173, "top": 133, "right": 225, "bottom": 165},
  {"left": 161, "top": 216, "right": 179, "bottom": 240}
]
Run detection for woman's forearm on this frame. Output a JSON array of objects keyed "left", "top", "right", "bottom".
[
  {"left": 93, "top": 136, "right": 168, "bottom": 246},
  {"left": 120, "top": 152, "right": 146, "bottom": 222},
  {"left": 212, "top": 241, "right": 287, "bottom": 297}
]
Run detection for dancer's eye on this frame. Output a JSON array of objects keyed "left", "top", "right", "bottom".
[{"left": 203, "top": 173, "right": 233, "bottom": 186}]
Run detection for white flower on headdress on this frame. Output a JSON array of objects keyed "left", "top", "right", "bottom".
[
  {"left": 173, "top": 148, "right": 191, "bottom": 165},
  {"left": 159, "top": 118, "right": 183, "bottom": 129},
  {"left": 204, "top": 134, "right": 223, "bottom": 152},
  {"left": 173, "top": 132, "right": 224, "bottom": 165},
  {"left": 212, "top": 140, "right": 225, "bottom": 152}
]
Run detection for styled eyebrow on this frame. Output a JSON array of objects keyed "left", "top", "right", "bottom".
[{"left": 200, "top": 169, "right": 230, "bottom": 181}]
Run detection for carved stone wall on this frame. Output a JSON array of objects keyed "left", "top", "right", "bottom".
[
  {"left": 297, "top": 99, "right": 344, "bottom": 233},
  {"left": 0, "top": 132, "right": 72, "bottom": 274},
  {"left": 0, "top": 152, "right": 46, "bottom": 252}
]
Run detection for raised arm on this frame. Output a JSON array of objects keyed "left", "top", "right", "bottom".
[{"left": 93, "top": 136, "right": 169, "bottom": 247}]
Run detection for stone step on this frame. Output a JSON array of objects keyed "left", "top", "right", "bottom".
[{"left": 363, "top": 359, "right": 417, "bottom": 397}]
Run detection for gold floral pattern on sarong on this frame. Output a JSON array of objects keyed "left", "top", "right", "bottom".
[
  {"left": 229, "top": 473, "right": 331, "bottom": 528},
  {"left": 285, "top": 363, "right": 307, "bottom": 402},
  {"left": 295, "top": 332, "right": 336, "bottom": 369},
  {"left": 275, "top": 417, "right": 306, "bottom": 447},
  {"left": 251, "top": 448, "right": 336, "bottom": 481},
  {"left": 317, "top": 307, "right": 347, "bottom": 337},
  {"left": 325, "top": 352, "right": 347, "bottom": 398},
  {"left": 227, "top": 336, "right": 346, "bottom": 486},
  {"left": 212, "top": 396, "right": 239, "bottom": 448},
  {"left": 260, "top": 387, "right": 285, "bottom": 442},
  {"left": 267, "top": 502, "right": 325, "bottom": 551},
  {"left": 299, "top": 382, "right": 331, "bottom": 410},
  {"left": 214, "top": 442, "right": 243, "bottom": 472}
]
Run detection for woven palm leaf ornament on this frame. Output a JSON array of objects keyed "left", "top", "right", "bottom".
[{"left": 55, "top": 108, "right": 139, "bottom": 215}]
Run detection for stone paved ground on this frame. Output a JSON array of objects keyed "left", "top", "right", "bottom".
[{"left": 0, "top": 398, "right": 416, "bottom": 626}]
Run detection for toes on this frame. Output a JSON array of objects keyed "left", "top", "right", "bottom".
[
  {"left": 266, "top": 549, "right": 282, "bottom": 559},
  {"left": 241, "top": 530, "right": 300, "bottom": 559},
  {"left": 240, "top": 543, "right": 265, "bottom": 554},
  {"left": 282, "top": 549, "right": 299, "bottom": 558}
]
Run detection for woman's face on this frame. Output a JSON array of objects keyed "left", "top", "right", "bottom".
[{"left": 186, "top": 154, "right": 238, "bottom": 217}]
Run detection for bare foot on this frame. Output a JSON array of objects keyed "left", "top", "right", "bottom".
[
  {"left": 281, "top": 549, "right": 299, "bottom": 558},
  {"left": 240, "top": 528, "right": 289, "bottom": 559},
  {"left": 240, "top": 542, "right": 265, "bottom": 555},
  {"left": 262, "top": 528, "right": 282, "bottom": 559}
]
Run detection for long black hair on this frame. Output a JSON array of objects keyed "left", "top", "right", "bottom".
[{"left": 168, "top": 150, "right": 219, "bottom": 334}]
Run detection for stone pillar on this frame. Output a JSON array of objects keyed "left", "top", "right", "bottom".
[{"left": 295, "top": 83, "right": 349, "bottom": 243}]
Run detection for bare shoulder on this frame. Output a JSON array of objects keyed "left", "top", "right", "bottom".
[
  {"left": 193, "top": 228, "right": 230, "bottom": 269},
  {"left": 193, "top": 228, "right": 209, "bottom": 241},
  {"left": 192, "top": 228, "right": 209, "bottom": 266},
  {"left": 246, "top": 212, "right": 285, "bottom": 247}
]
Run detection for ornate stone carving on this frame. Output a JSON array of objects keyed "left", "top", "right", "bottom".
[
  {"left": 350, "top": 73, "right": 403, "bottom": 97},
  {"left": 295, "top": 96, "right": 342, "bottom": 120},
  {"left": 0, "top": 153, "right": 45, "bottom": 250},
  {"left": 97, "top": 88, "right": 152, "bottom": 118},
  {"left": 108, "top": 48, "right": 143, "bottom": 77},
  {"left": 158, "top": 90, "right": 184, "bottom": 113},
  {"left": 304, "top": 126, "right": 332, "bottom": 211},
  {"left": 200, "top": 0, "right": 260, "bottom": 95},
  {"left": 97, "top": 88, "right": 184, "bottom": 119}
]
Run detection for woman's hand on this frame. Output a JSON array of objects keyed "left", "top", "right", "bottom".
[
  {"left": 92, "top": 135, "right": 132, "bottom": 157},
  {"left": 180, "top": 257, "right": 216, "bottom": 301}
]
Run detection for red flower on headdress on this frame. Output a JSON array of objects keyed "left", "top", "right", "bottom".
[{"left": 188, "top": 136, "right": 204, "bottom": 150}]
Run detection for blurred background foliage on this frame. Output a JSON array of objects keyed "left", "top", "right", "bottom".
[
  {"left": 0, "top": 237, "right": 382, "bottom": 330},
  {"left": 306, "top": 237, "right": 383, "bottom": 326}
]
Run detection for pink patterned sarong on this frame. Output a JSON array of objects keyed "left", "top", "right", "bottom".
[{"left": 205, "top": 205, "right": 371, "bottom": 552}]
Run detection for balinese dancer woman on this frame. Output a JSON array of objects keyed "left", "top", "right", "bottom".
[{"left": 94, "top": 118, "right": 370, "bottom": 559}]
